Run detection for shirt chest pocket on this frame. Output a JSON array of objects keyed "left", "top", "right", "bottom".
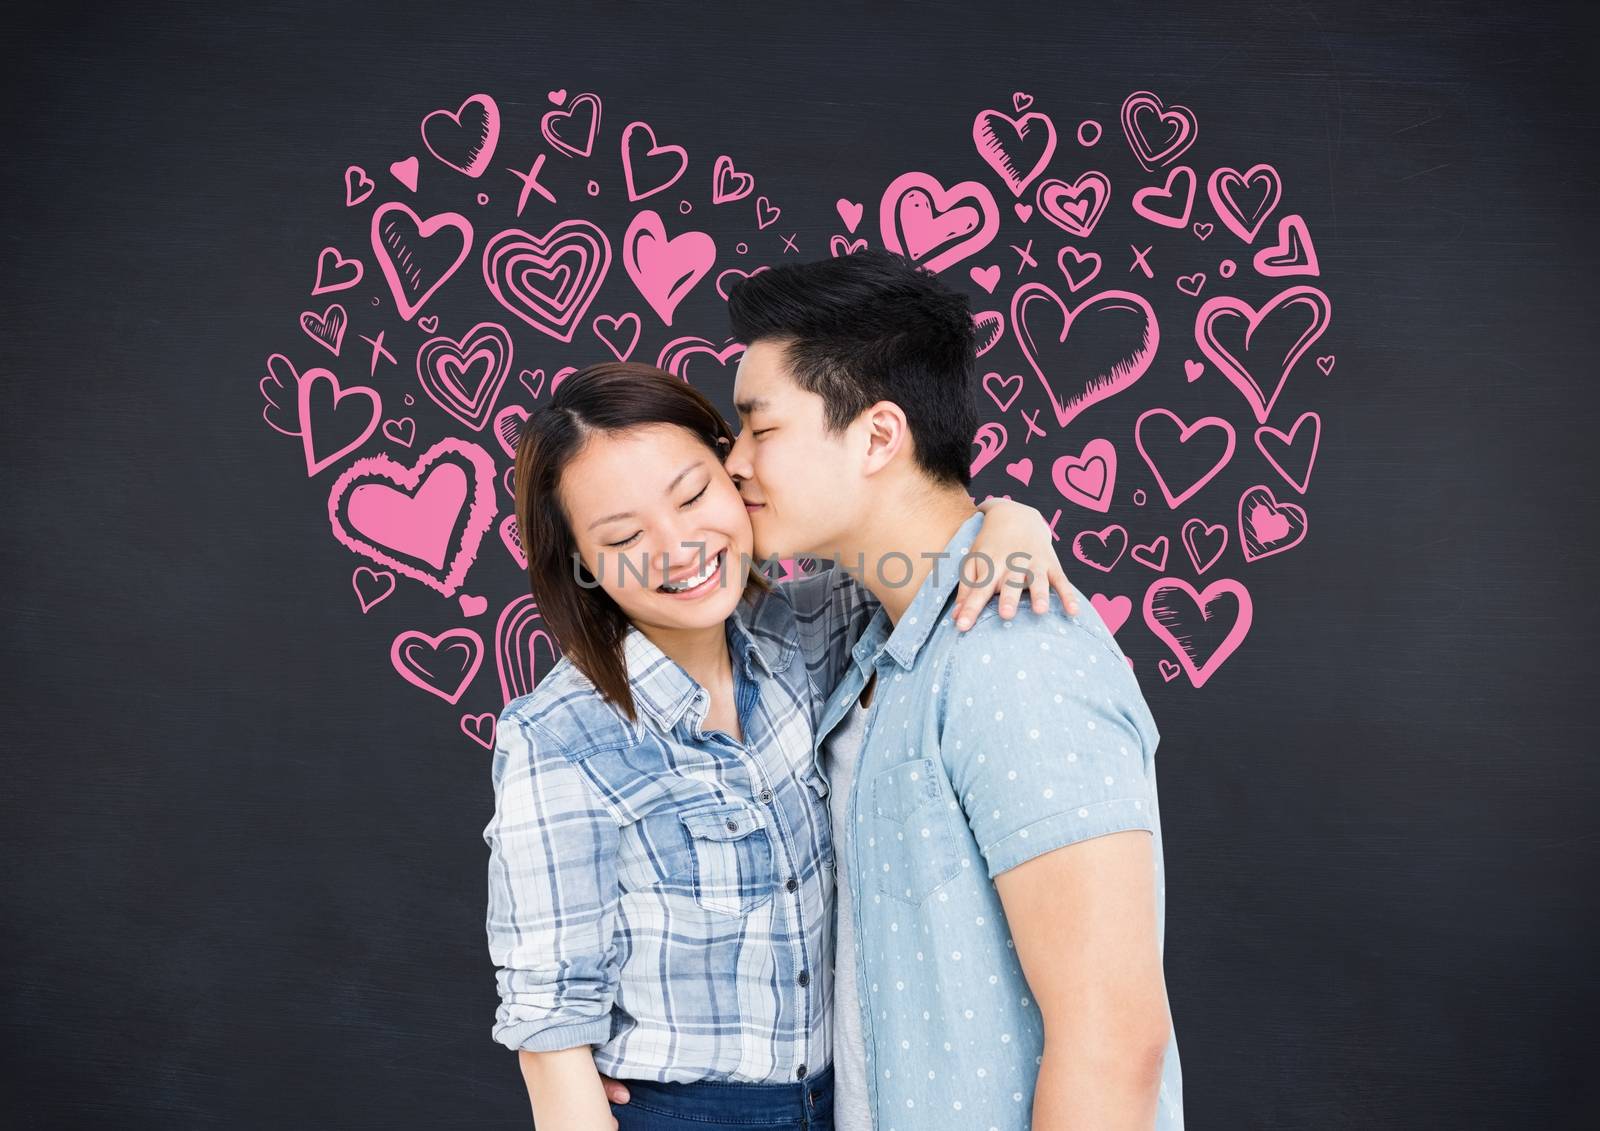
[
  {"left": 679, "top": 802, "right": 777, "bottom": 917},
  {"left": 870, "top": 757, "right": 964, "bottom": 906}
]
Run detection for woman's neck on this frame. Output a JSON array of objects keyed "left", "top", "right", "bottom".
[{"left": 634, "top": 619, "right": 733, "bottom": 695}]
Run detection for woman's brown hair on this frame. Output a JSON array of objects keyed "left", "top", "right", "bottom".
[{"left": 513, "top": 361, "right": 770, "bottom": 722}]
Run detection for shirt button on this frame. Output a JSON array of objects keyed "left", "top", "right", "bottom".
[
  {"left": 797, "top": 970, "right": 810, "bottom": 987},
  {"left": 725, "top": 818, "right": 738, "bottom": 832},
  {"left": 796, "top": 1065, "right": 807, "bottom": 1079},
  {"left": 760, "top": 788, "right": 773, "bottom": 804},
  {"left": 785, "top": 877, "right": 798, "bottom": 892}
]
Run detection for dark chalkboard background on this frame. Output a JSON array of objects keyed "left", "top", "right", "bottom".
[{"left": 4, "top": 1, "right": 1597, "bottom": 1127}]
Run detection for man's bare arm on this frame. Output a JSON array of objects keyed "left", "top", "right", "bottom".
[{"left": 993, "top": 829, "right": 1174, "bottom": 1131}]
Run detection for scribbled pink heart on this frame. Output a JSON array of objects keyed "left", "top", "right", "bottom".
[
  {"left": 982, "top": 371, "right": 1024, "bottom": 412},
  {"left": 1143, "top": 576, "right": 1253, "bottom": 688},
  {"left": 1192, "top": 221, "right": 1213, "bottom": 240},
  {"left": 1013, "top": 91, "right": 1034, "bottom": 112},
  {"left": 415, "top": 322, "right": 513, "bottom": 432},
  {"left": 352, "top": 567, "right": 396, "bottom": 612},
  {"left": 1056, "top": 246, "right": 1102, "bottom": 292},
  {"left": 1195, "top": 285, "right": 1333, "bottom": 423},
  {"left": 1072, "top": 525, "right": 1128, "bottom": 572},
  {"left": 1011, "top": 284, "right": 1159, "bottom": 428},
  {"left": 327, "top": 438, "right": 499, "bottom": 597},
  {"left": 1207, "top": 164, "right": 1282, "bottom": 243},
  {"left": 1254, "top": 411, "right": 1321, "bottom": 493},
  {"left": 421, "top": 93, "right": 500, "bottom": 177},
  {"left": 546, "top": 89, "right": 567, "bottom": 105},
  {"left": 1004, "top": 458, "right": 1033, "bottom": 485},
  {"left": 519, "top": 368, "right": 546, "bottom": 399},
  {"left": 879, "top": 170, "right": 1000, "bottom": 273},
  {"left": 836, "top": 198, "right": 864, "bottom": 232},
  {"left": 549, "top": 366, "right": 579, "bottom": 395},
  {"left": 389, "top": 156, "right": 420, "bottom": 192},
  {"left": 593, "top": 311, "right": 642, "bottom": 360},
  {"left": 1134, "top": 408, "right": 1237, "bottom": 508},
  {"left": 460, "top": 713, "right": 497, "bottom": 749},
  {"left": 830, "top": 235, "right": 868, "bottom": 257},
  {"left": 1131, "top": 536, "right": 1170, "bottom": 571},
  {"left": 496, "top": 594, "right": 562, "bottom": 703},
  {"left": 970, "top": 422, "right": 1008, "bottom": 477},
  {"left": 1180, "top": 519, "right": 1229, "bottom": 574},
  {"left": 276, "top": 360, "right": 381, "bottom": 476},
  {"left": 381, "top": 417, "right": 415, "bottom": 448},
  {"left": 369, "top": 203, "right": 472, "bottom": 321},
  {"left": 1158, "top": 658, "right": 1182, "bottom": 682},
  {"left": 712, "top": 154, "right": 755, "bottom": 203},
  {"left": 970, "top": 264, "right": 1001, "bottom": 293},
  {"left": 623, "top": 209, "right": 715, "bottom": 326},
  {"left": 1176, "top": 272, "right": 1206, "bottom": 297},
  {"left": 300, "top": 303, "right": 348, "bottom": 355},
  {"left": 656, "top": 335, "right": 747, "bottom": 383},
  {"left": 344, "top": 165, "right": 375, "bottom": 206},
  {"left": 1014, "top": 203, "right": 1033, "bottom": 223},
  {"left": 1254, "top": 213, "right": 1320, "bottom": 277},
  {"left": 972, "top": 107, "right": 1058, "bottom": 197},
  {"left": 1035, "top": 172, "right": 1111, "bottom": 238},
  {"left": 755, "top": 195, "right": 781, "bottom": 229},
  {"left": 1120, "top": 90, "right": 1198, "bottom": 171},
  {"left": 1238, "top": 484, "right": 1308, "bottom": 561},
  {"left": 459, "top": 593, "right": 489, "bottom": 618},
  {"left": 1316, "top": 354, "right": 1336, "bottom": 375},
  {"left": 499, "top": 513, "right": 527, "bottom": 571},
  {"left": 1090, "top": 593, "right": 1132, "bottom": 636},
  {"left": 483, "top": 219, "right": 613, "bottom": 342},
  {"left": 1131, "top": 165, "right": 1196, "bottom": 228},
  {"left": 714, "top": 265, "right": 768, "bottom": 301},
  {"left": 1184, "top": 359, "right": 1204, "bottom": 381},
  {"left": 492, "top": 404, "right": 530, "bottom": 460},
  {"left": 390, "top": 627, "right": 484, "bottom": 704},
  {"left": 542, "top": 93, "right": 602, "bottom": 158},
  {"left": 312, "top": 246, "right": 363, "bottom": 295},
  {"left": 973, "top": 310, "right": 1005, "bottom": 356},
  {"left": 1050, "top": 438, "right": 1118, "bottom": 513},
  {"left": 417, "top": 314, "right": 440, "bottom": 334},
  {"left": 621, "top": 121, "right": 689, "bottom": 201}
]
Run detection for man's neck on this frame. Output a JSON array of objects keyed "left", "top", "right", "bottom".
[{"left": 837, "top": 488, "right": 977, "bottom": 625}]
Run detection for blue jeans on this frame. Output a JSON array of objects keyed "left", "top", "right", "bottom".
[{"left": 609, "top": 1064, "right": 833, "bottom": 1130}]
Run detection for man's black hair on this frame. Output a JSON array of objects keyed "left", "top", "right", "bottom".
[{"left": 725, "top": 248, "right": 978, "bottom": 487}]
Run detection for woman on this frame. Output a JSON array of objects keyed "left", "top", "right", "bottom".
[{"left": 483, "top": 361, "right": 1078, "bottom": 1130}]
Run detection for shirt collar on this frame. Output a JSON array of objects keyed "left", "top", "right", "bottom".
[
  {"left": 620, "top": 596, "right": 787, "bottom": 732},
  {"left": 852, "top": 510, "right": 985, "bottom": 673}
]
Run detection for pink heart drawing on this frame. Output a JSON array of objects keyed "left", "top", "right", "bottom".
[
  {"left": 1051, "top": 437, "right": 1118, "bottom": 513},
  {"left": 830, "top": 235, "right": 868, "bottom": 258},
  {"left": 460, "top": 712, "right": 497, "bottom": 749},
  {"left": 1134, "top": 408, "right": 1237, "bottom": 508},
  {"left": 482, "top": 219, "right": 613, "bottom": 342},
  {"left": 369, "top": 203, "right": 473, "bottom": 321},
  {"left": 656, "top": 335, "right": 747, "bottom": 383},
  {"left": 972, "top": 106, "right": 1058, "bottom": 197},
  {"left": 1004, "top": 458, "right": 1033, "bottom": 485},
  {"left": 755, "top": 195, "right": 781, "bottom": 229},
  {"left": 879, "top": 171, "right": 1000, "bottom": 273},
  {"left": 836, "top": 198, "right": 864, "bottom": 232},
  {"left": 415, "top": 322, "right": 513, "bottom": 432},
  {"left": 1142, "top": 576, "right": 1253, "bottom": 688},
  {"left": 593, "top": 311, "right": 643, "bottom": 360},
  {"left": 1131, "top": 536, "right": 1170, "bottom": 571},
  {"left": 970, "top": 264, "right": 1001, "bottom": 293},
  {"left": 715, "top": 265, "right": 770, "bottom": 300},
  {"left": 623, "top": 209, "right": 716, "bottom": 326},
  {"left": 381, "top": 417, "right": 415, "bottom": 448},
  {"left": 974, "top": 310, "right": 1005, "bottom": 356},
  {"left": 1207, "top": 163, "right": 1282, "bottom": 243},
  {"left": 278, "top": 361, "right": 381, "bottom": 476},
  {"left": 1056, "top": 246, "right": 1102, "bottom": 292},
  {"left": 344, "top": 165, "right": 375, "bottom": 206},
  {"left": 390, "top": 627, "right": 484, "bottom": 704},
  {"left": 982, "top": 371, "right": 1025, "bottom": 412},
  {"left": 299, "top": 303, "right": 348, "bottom": 355},
  {"left": 327, "top": 437, "right": 499, "bottom": 597},
  {"left": 352, "top": 566, "right": 396, "bottom": 612},
  {"left": 1253, "top": 213, "right": 1320, "bottom": 277},
  {"left": 421, "top": 93, "right": 500, "bottom": 178},
  {"left": 621, "top": 121, "right": 689, "bottom": 201},
  {"left": 1131, "top": 165, "right": 1196, "bottom": 228},
  {"left": 542, "top": 93, "right": 602, "bottom": 158},
  {"left": 1195, "top": 285, "right": 1333, "bottom": 423},
  {"left": 712, "top": 154, "right": 755, "bottom": 203},
  {"left": 492, "top": 404, "right": 530, "bottom": 460},
  {"left": 1090, "top": 593, "right": 1133, "bottom": 636},
  {"left": 311, "top": 246, "right": 363, "bottom": 295},
  {"left": 1120, "top": 90, "right": 1198, "bottom": 171},
  {"left": 1180, "top": 518, "right": 1229, "bottom": 574},
  {"left": 389, "top": 155, "right": 420, "bottom": 192},
  {"left": 1035, "top": 172, "right": 1111, "bottom": 238},
  {"left": 1254, "top": 411, "right": 1321, "bottom": 493},
  {"left": 970, "top": 422, "right": 1008, "bottom": 478},
  {"left": 1011, "top": 284, "right": 1160, "bottom": 428},
  {"left": 1072, "top": 525, "right": 1129, "bottom": 572},
  {"left": 1238, "top": 484, "right": 1308, "bottom": 561},
  {"left": 496, "top": 594, "right": 562, "bottom": 703}
]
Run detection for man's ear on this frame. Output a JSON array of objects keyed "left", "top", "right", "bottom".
[{"left": 860, "top": 400, "right": 911, "bottom": 474}]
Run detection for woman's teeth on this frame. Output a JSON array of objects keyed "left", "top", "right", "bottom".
[{"left": 659, "top": 550, "right": 724, "bottom": 594}]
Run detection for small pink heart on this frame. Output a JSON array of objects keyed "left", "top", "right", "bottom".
[
  {"left": 836, "top": 198, "right": 864, "bottom": 233},
  {"left": 1013, "top": 91, "right": 1034, "bottom": 112},
  {"left": 1090, "top": 593, "right": 1132, "bottom": 635},
  {"left": 1004, "top": 458, "right": 1034, "bottom": 485},
  {"left": 1184, "top": 359, "right": 1204, "bottom": 382},
  {"left": 1158, "top": 658, "right": 1182, "bottom": 682},
  {"left": 970, "top": 264, "right": 1001, "bottom": 293},
  {"left": 830, "top": 235, "right": 868, "bottom": 257},
  {"left": 1192, "top": 221, "right": 1213, "bottom": 240},
  {"left": 1131, "top": 536, "right": 1169, "bottom": 571},
  {"left": 459, "top": 593, "right": 488, "bottom": 617},
  {"left": 547, "top": 88, "right": 568, "bottom": 105},
  {"left": 460, "top": 712, "right": 497, "bottom": 749},
  {"left": 1316, "top": 354, "right": 1336, "bottom": 375},
  {"left": 390, "top": 155, "right": 420, "bottom": 192},
  {"left": 381, "top": 417, "right": 416, "bottom": 447},
  {"left": 1176, "top": 272, "right": 1206, "bottom": 297},
  {"left": 344, "top": 165, "right": 375, "bottom": 206},
  {"left": 1013, "top": 202, "right": 1034, "bottom": 223},
  {"left": 418, "top": 314, "right": 439, "bottom": 334},
  {"left": 520, "top": 368, "right": 546, "bottom": 398}
]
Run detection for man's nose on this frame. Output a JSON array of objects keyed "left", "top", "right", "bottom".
[{"left": 725, "top": 427, "right": 753, "bottom": 482}]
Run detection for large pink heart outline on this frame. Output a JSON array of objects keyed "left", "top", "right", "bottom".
[
  {"left": 370, "top": 202, "right": 474, "bottom": 322},
  {"left": 972, "top": 106, "right": 1058, "bottom": 197},
  {"left": 879, "top": 170, "right": 1000, "bottom": 274},
  {"left": 623, "top": 209, "right": 716, "bottom": 326},
  {"left": 420, "top": 93, "right": 501, "bottom": 178},
  {"left": 1134, "top": 407, "right": 1238, "bottom": 509},
  {"left": 390, "top": 627, "right": 485, "bottom": 704},
  {"left": 1195, "top": 285, "right": 1333, "bottom": 424},
  {"left": 1011, "top": 283, "right": 1160, "bottom": 429},
  {"left": 415, "top": 322, "right": 514, "bottom": 432},
  {"left": 1142, "top": 576, "right": 1254, "bottom": 688},
  {"left": 496, "top": 594, "right": 562, "bottom": 705},
  {"left": 1207, "top": 163, "right": 1283, "bottom": 243},
  {"left": 1120, "top": 90, "right": 1198, "bottom": 171},
  {"left": 327, "top": 437, "right": 499, "bottom": 597},
  {"left": 656, "top": 335, "right": 746, "bottom": 383},
  {"left": 482, "top": 219, "right": 613, "bottom": 342}
]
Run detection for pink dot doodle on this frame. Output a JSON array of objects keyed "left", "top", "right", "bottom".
[{"left": 263, "top": 86, "right": 1336, "bottom": 747}]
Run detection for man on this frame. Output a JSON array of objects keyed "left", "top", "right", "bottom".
[{"left": 714, "top": 249, "right": 1185, "bottom": 1130}]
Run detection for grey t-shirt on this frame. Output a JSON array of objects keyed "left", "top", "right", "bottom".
[{"left": 823, "top": 686, "right": 874, "bottom": 1131}]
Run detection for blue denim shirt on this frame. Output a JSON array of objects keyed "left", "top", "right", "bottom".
[{"left": 816, "top": 511, "right": 1184, "bottom": 1129}]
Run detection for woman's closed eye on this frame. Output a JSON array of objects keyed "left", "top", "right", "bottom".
[{"left": 602, "top": 485, "right": 708, "bottom": 548}]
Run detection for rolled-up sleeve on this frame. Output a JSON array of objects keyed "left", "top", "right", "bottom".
[
  {"left": 483, "top": 708, "right": 622, "bottom": 1052},
  {"left": 940, "top": 612, "right": 1158, "bottom": 880}
]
